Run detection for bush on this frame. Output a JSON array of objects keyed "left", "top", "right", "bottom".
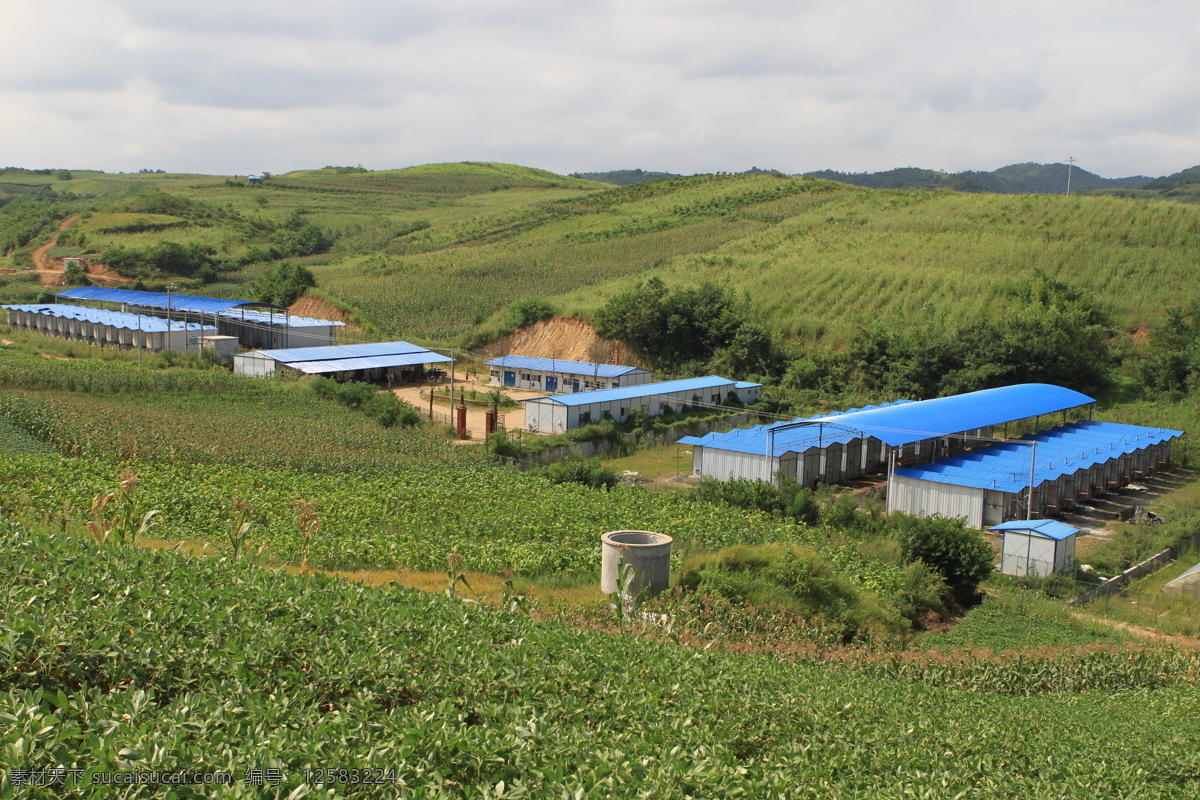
[
  {"left": 892, "top": 514, "right": 994, "bottom": 601},
  {"left": 529, "top": 458, "right": 618, "bottom": 490},
  {"left": 680, "top": 544, "right": 906, "bottom": 641},
  {"left": 505, "top": 297, "right": 554, "bottom": 330}
]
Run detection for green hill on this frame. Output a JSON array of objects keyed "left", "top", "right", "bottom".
[{"left": 3, "top": 163, "right": 1200, "bottom": 349}]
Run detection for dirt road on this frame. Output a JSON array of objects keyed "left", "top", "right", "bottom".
[{"left": 392, "top": 381, "right": 545, "bottom": 438}]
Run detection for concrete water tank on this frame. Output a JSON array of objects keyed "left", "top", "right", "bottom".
[{"left": 600, "top": 530, "right": 673, "bottom": 597}]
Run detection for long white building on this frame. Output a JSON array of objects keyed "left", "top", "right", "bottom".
[
  {"left": 485, "top": 355, "right": 653, "bottom": 393},
  {"left": 520, "top": 375, "right": 761, "bottom": 434}
]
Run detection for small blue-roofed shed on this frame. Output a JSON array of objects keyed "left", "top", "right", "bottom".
[
  {"left": 484, "top": 355, "right": 652, "bottom": 393},
  {"left": 991, "top": 519, "right": 1079, "bottom": 577}
]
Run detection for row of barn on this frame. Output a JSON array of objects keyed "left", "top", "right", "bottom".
[
  {"left": 55, "top": 287, "right": 344, "bottom": 350},
  {"left": 682, "top": 383, "right": 1182, "bottom": 529},
  {"left": 3, "top": 303, "right": 218, "bottom": 351}
]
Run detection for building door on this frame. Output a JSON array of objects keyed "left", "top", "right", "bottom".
[
  {"left": 504, "top": 371, "right": 516, "bottom": 387},
  {"left": 545, "top": 376, "right": 558, "bottom": 392},
  {"left": 572, "top": 379, "right": 580, "bottom": 392}
]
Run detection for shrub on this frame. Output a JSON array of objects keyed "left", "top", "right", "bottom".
[
  {"left": 529, "top": 458, "right": 618, "bottom": 490},
  {"left": 892, "top": 514, "right": 994, "bottom": 601},
  {"left": 505, "top": 296, "right": 554, "bottom": 330}
]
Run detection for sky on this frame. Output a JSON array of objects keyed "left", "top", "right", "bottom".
[{"left": 3, "top": 0, "right": 1198, "bottom": 178}]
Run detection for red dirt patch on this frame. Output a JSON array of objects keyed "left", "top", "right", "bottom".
[
  {"left": 290, "top": 296, "right": 362, "bottom": 332},
  {"left": 481, "top": 317, "right": 644, "bottom": 366},
  {"left": 1132, "top": 326, "right": 1152, "bottom": 344}
]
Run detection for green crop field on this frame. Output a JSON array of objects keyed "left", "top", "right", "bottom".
[
  {"left": 3, "top": 520, "right": 1199, "bottom": 798},
  {"left": 4, "top": 156, "right": 1200, "bottom": 794}
]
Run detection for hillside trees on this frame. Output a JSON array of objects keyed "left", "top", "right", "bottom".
[
  {"left": 594, "top": 278, "right": 780, "bottom": 376},
  {"left": 785, "top": 272, "right": 1114, "bottom": 398},
  {"left": 252, "top": 262, "right": 317, "bottom": 307},
  {"left": 1139, "top": 300, "right": 1200, "bottom": 395}
]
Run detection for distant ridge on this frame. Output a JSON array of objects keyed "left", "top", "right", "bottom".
[
  {"left": 574, "top": 162, "right": 1175, "bottom": 194},
  {"left": 804, "top": 163, "right": 1152, "bottom": 194},
  {"left": 571, "top": 169, "right": 683, "bottom": 186}
]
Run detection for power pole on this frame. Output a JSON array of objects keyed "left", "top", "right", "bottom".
[{"left": 1066, "top": 156, "right": 1078, "bottom": 196}]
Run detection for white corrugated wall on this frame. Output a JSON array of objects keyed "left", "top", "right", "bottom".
[{"left": 889, "top": 475, "right": 984, "bottom": 528}]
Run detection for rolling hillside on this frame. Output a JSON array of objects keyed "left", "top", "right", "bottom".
[{"left": 3, "top": 163, "right": 1200, "bottom": 348}]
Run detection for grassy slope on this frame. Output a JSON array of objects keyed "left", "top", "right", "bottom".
[{"left": 6, "top": 165, "right": 1200, "bottom": 348}]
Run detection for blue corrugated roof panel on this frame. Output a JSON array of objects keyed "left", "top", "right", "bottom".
[
  {"left": 216, "top": 308, "right": 346, "bottom": 329},
  {"left": 254, "top": 341, "right": 438, "bottom": 363},
  {"left": 807, "top": 384, "right": 1095, "bottom": 447},
  {"left": 896, "top": 421, "right": 1182, "bottom": 493},
  {"left": 519, "top": 376, "right": 738, "bottom": 407},
  {"left": 484, "top": 355, "right": 646, "bottom": 379},
  {"left": 57, "top": 287, "right": 345, "bottom": 326},
  {"left": 681, "top": 400, "right": 912, "bottom": 456},
  {"left": 287, "top": 352, "right": 455, "bottom": 374},
  {"left": 990, "top": 519, "right": 1079, "bottom": 540},
  {"left": 4, "top": 304, "right": 214, "bottom": 333},
  {"left": 58, "top": 287, "right": 255, "bottom": 314}
]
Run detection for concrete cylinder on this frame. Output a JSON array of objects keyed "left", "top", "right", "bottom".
[{"left": 600, "top": 530, "right": 673, "bottom": 597}]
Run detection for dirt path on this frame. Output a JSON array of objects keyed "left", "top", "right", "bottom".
[
  {"left": 31, "top": 215, "right": 130, "bottom": 287},
  {"left": 32, "top": 214, "right": 80, "bottom": 271},
  {"left": 392, "top": 381, "right": 544, "bottom": 437}
]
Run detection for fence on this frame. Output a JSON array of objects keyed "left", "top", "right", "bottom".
[{"left": 1073, "top": 529, "right": 1200, "bottom": 605}]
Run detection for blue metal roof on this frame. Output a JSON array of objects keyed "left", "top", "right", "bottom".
[
  {"left": 4, "top": 304, "right": 214, "bottom": 333},
  {"left": 58, "top": 287, "right": 258, "bottom": 314},
  {"left": 485, "top": 355, "right": 646, "bottom": 379},
  {"left": 58, "top": 287, "right": 345, "bottom": 327},
  {"left": 287, "top": 352, "right": 455, "bottom": 374},
  {"left": 805, "top": 384, "right": 1095, "bottom": 447},
  {"left": 679, "top": 400, "right": 913, "bottom": 455},
  {"left": 520, "top": 376, "right": 751, "bottom": 407},
  {"left": 252, "top": 341, "right": 440, "bottom": 364},
  {"left": 895, "top": 421, "right": 1182, "bottom": 494},
  {"left": 217, "top": 308, "right": 345, "bottom": 329},
  {"left": 990, "top": 519, "right": 1079, "bottom": 540}
]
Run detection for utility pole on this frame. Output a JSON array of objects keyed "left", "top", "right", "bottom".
[
  {"left": 166, "top": 283, "right": 177, "bottom": 352},
  {"left": 1066, "top": 156, "right": 1078, "bottom": 196}
]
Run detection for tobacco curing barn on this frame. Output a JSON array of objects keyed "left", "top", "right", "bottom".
[
  {"left": 57, "top": 287, "right": 345, "bottom": 349},
  {"left": 3, "top": 303, "right": 215, "bottom": 351},
  {"left": 485, "top": 355, "right": 653, "bottom": 393},
  {"left": 681, "top": 400, "right": 915, "bottom": 486},
  {"left": 519, "top": 376, "right": 762, "bottom": 434},
  {"left": 234, "top": 341, "right": 454, "bottom": 381},
  {"left": 681, "top": 383, "right": 1183, "bottom": 528}
]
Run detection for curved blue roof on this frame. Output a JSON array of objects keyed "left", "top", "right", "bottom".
[
  {"left": 807, "top": 384, "right": 1095, "bottom": 447},
  {"left": 679, "top": 400, "right": 912, "bottom": 455}
]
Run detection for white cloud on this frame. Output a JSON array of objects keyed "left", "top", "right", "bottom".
[{"left": 1, "top": 0, "right": 1198, "bottom": 177}]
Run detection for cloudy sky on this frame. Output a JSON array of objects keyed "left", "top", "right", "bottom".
[{"left": 3, "top": 0, "right": 1197, "bottom": 178}]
